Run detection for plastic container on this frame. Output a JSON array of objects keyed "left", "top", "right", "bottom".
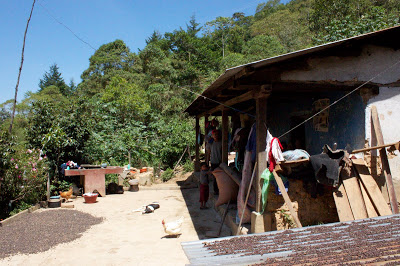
[
  {"left": 48, "top": 198, "right": 61, "bottom": 208},
  {"left": 140, "top": 168, "right": 147, "bottom": 173},
  {"left": 83, "top": 193, "right": 98, "bottom": 203}
]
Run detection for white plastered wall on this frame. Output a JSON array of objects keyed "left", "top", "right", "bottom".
[
  {"left": 366, "top": 87, "right": 400, "bottom": 181},
  {"left": 281, "top": 45, "right": 400, "bottom": 83}
]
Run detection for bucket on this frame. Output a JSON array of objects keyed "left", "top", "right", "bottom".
[
  {"left": 83, "top": 193, "right": 98, "bottom": 204},
  {"left": 129, "top": 184, "right": 139, "bottom": 192},
  {"left": 48, "top": 198, "right": 61, "bottom": 208}
]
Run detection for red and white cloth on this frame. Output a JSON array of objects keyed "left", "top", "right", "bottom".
[{"left": 266, "top": 130, "right": 284, "bottom": 172}]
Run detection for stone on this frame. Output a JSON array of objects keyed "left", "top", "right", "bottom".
[{"left": 138, "top": 172, "right": 153, "bottom": 186}]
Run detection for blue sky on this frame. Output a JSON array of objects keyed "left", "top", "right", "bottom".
[{"left": 0, "top": 0, "right": 290, "bottom": 104}]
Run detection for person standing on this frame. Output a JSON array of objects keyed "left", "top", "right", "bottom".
[
  {"left": 199, "top": 162, "right": 210, "bottom": 209},
  {"left": 210, "top": 129, "right": 222, "bottom": 195}
]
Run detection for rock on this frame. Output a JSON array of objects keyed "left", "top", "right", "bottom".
[{"left": 138, "top": 172, "right": 153, "bottom": 186}]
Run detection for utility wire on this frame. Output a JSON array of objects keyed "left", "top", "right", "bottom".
[
  {"left": 278, "top": 56, "right": 400, "bottom": 139},
  {"left": 9, "top": 0, "right": 36, "bottom": 134},
  {"left": 38, "top": 1, "right": 96, "bottom": 51},
  {"left": 178, "top": 85, "right": 256, "bottom": 118}
]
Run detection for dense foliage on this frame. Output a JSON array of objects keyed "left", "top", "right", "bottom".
[{"left": 0, "top": 0, "right": 399, "bottom": 217}]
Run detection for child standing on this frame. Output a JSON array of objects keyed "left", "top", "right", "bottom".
[{"left": 199, "top": 162, "right": 210, "bottom": 209}]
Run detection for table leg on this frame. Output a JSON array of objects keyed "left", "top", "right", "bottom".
[{"left": 83, "top": 172, "right": 106, "bottom": 197}]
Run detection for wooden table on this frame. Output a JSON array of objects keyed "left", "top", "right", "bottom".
[{"left": 64, "top": 167, "right": 124, "bottom": 197}]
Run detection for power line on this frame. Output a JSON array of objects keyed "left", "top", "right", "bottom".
[
  {"left": 278, "top": 55, "right": 400, "bottom": 139},
  {"left": 178, "top": 85, "right": 256, "bottom": 118},
  {"left": 38, "top": 0, "right": 96, "bottom": 51}
]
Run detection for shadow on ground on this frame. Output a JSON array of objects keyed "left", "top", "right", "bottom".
[{"left": 176, "top": 176, "right": 233, "bottom": 240}]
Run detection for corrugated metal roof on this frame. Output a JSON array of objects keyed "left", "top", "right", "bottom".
[
  {"left": 182, "top": 214, "right": 400, "bottom": 265},
  {"left": 185, "top": 25, "right": 400, "bottom": 115}
]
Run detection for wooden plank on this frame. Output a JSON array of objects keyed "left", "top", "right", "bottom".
[
  {"left": 371, "top": 105, "right": 399, "bottom": 214},
  {"left": 195, "top": 116, "right": 200, "bottom": 171},
  {"left": 256, "top": 97, "right": 268, "bottom": 213},
  {"left": 341, "top": 169, "right": 368, "bottom": 220},
  {"left": 272, "top": 170, "right": 302, "bottom": 228},
  {"left": 351, "top": 141, "right": 399, "bottom": 154},
  {"left": 352, "top": 158, "right": 392, "bottom": 216},
  {"left": 359, "top": 178, "right": 378, "bottom": 218},
  {"left": 278, "top": 158, "right": 310, "bottom": 165},
  {"left": 333, "top": 183, "right": 354, "bottom": 222},
  {"left": 205, "top": 90, "right": 256, "bottom": 116},
  {"left": 222, "top": 110, "right": 229, "bottom": 164},
  {"left": 219, "top": 163, "right": 241, "bottom": 186}
]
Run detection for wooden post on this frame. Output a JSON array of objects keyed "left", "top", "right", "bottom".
[
  {"left": 222, "top": 110, "right": 229, "bottom": 164},
  {"left": 195, "top": 116, "right": 200, "bottom": 171},
  {"left": 371, "top": 105, "right": 399, "bottom": 214},
  {"left": 272, "top": 170, "right": 302, "bottom": 228},
  {"left": 255, "top": 96, "right": 268, "bottom": 213}
]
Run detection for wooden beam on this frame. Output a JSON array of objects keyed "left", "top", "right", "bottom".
[
  {"left": 233, "top": 66, "right": 255, "bottom": 80},
  {"left": 222, "top": 110, "right": 229, "bottom": 164},
  {"left": 359, "top": 178, "right": 378, "bottom": 218},
  {"left": 371, "top": 105, "right": 399, "bottom": 214},
  {"left": 333, "top": 182, "right": 355, "bottom": 222},
  {"left": 272, "top": 170, "right": 302, "bottom": 228},
  {"left": 352, "top": 158, "right": 392, "bottom": 216},
  {"left": 195, "top": 116, "right": 200, "bottom": 171},
  {"left": 203, "top": 90, "right": 259, "bottom": 116},
  {"left": 202, "top": 85, "right": 272, "bottom": 117},
  {"left": 351, "top": 141, "right": 399, "bottom": 154},
  {"left": 256, "top": 96, "right": 268, "bottom": 213},
  {"left": 341, "top": 168, "right": 368, "bottom": 220}
]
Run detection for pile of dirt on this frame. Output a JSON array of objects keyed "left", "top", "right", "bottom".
[
  {"left": 0, "top": 209, "right": 103, "bottom": 259},
  {"left": 267, "top": 179, "right": 338, "bottom": 230}
]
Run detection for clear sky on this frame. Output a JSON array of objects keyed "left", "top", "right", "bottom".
[{"left": 0, "top": 0, "right": 290, "bottom": 104}]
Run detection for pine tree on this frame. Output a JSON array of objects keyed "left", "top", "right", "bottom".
[{"left": 38, "top": 64, "right": 69, "bottom": 95}]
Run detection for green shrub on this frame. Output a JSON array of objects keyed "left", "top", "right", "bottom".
[
  {"left": 50, "top": 179, "right": 73, "bottom": 196},
  {"left": 9, "top": 201, "right": 32, "bottom": 217},
  {"left": 161, "top": 168, "right": 174, "bottom": 182},
  {"left": 183, "top": 160, "right": 194, "bottom": 173},
  {"left": 0, "top": 132, "right": 49, "bottom": 219}
]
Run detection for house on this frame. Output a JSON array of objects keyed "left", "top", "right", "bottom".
[{"left": 184, "top": 25, "right": 400, "bottom": 232}]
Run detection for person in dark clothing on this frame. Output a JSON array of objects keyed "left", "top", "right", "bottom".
[{"left": 210, "top": 129, "right": 222, "bottom": 195}]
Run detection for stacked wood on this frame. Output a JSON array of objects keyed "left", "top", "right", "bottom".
[{"left": 333, "top": 158, "right": 392, "bottom": 222}]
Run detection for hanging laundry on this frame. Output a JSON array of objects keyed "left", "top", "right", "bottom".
[
  {"left": 245, "top": 123, "right": 257, "bottom": 162},
  {"left": 260, "top": 169, "right": 289, "bottom": 214},
  {"left": 266, "top": 130, "right": 284, "bottom": 172},
  {"left": 282, "top": 149, "right": 310, "bottom": 161}
]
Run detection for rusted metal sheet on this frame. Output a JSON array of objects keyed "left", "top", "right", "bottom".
[{"left": 182, "top": 214, "right": 400, "bottom": 265}]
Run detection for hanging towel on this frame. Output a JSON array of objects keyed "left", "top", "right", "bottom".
[
  {"left": 266, "top": 130, "right": 284, "bottom": 172},
  {"left": 261, "top": 169, "right": 289, "bottom": 214}
]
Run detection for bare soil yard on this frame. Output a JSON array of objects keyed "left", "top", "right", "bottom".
[{"left": 0, "top": 175, "right": 230, "bottom": 265}]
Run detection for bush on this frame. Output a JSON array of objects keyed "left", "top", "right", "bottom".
[
  {"left": 0, "top": 132, "right": 48, "bottom": 219},
  {"left": 50, "top": 179, "right": 73, "bottom": 196},
  {"left": 182, "top": 160, "right": 194, "bottom": 173},
  {"left": 161, "top": 168, "right": 174, "bottom": 182}
]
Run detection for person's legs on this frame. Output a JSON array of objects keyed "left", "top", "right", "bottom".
[{"left": 210, "top": 164, "right": 219, "bottom": 195}]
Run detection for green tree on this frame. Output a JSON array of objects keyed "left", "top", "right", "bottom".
[
  {"left": 242, "top": 35, "right": 286, "bottom": 60},
  {"left": 38, "top": 64, "right": 69, "bottom": 95},
  {"left": 79, "top": 40, "right": 139, "bottom": 95},
  {"left": 205, "top": 16, "right": 235, "bottom": 58},
  {"left": 186, "top": 14, "right": 202, "bottom": 37}
]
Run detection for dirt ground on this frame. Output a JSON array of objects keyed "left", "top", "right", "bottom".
[{"left": 0, "top": 175, "right": 231, "bottom": 266}]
